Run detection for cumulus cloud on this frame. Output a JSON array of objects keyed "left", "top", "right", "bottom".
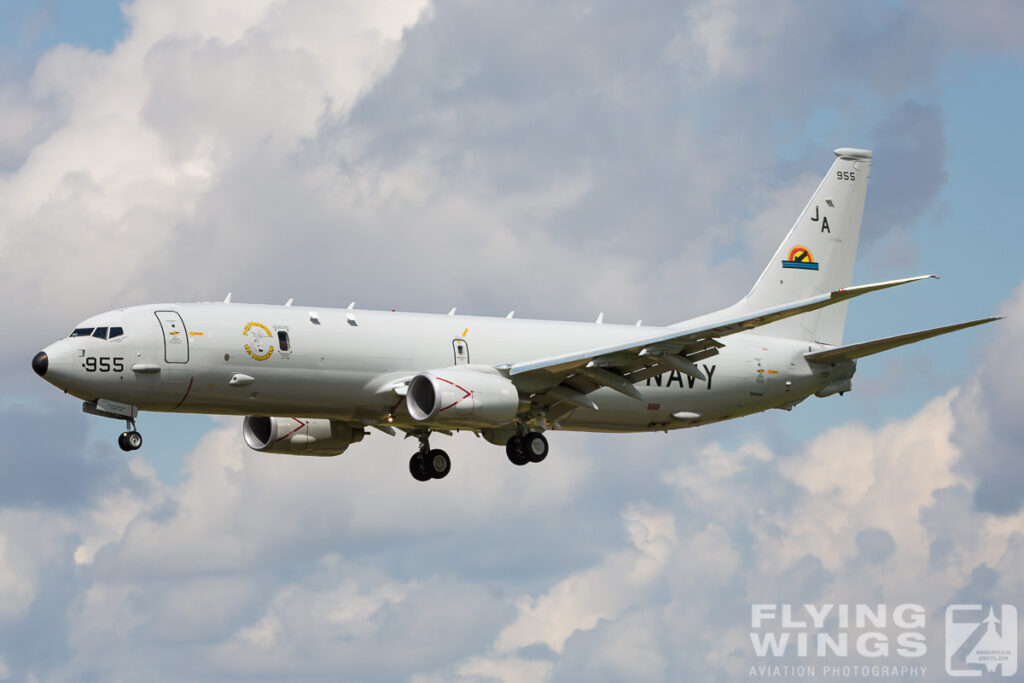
[
  {"left": 952, "top": 281, "right": 1024, "bottom": 514},
  {"left": 402, "top": 382, "right": 1016, "bottom": 681},
  {"left": 1, "top": 0, "right": 1023, "bottom": 680},
  {"left": 859, "top": 101, "right": 948, "bottom": 254},
  {"left": 9, "top": 385, "right": 1017, "bottom": 679},
  {"left": 1, "top": 0, "right": 976, "bottom": 367},
  {"left": 0, "top": 0, "right": 429, "bottom": 380},
  {"left": 494, "top": 508, "right": 676, "bottom": 655}
]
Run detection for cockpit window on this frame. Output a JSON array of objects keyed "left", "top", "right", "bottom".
[{"left": 69, "top": 326, "right": 124, "bottom": 339}]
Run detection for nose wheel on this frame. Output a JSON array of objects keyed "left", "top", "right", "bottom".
[
  {"left": 118, "top": 431, "right": 143, "bottom": 451},
  {"left": 117, "top": 420, "right": 143, "bottom": 452}
]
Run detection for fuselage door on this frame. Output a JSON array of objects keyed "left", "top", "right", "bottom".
[
  {"left": 453, "top": 339, "right": 469, "bottom": 365},
  {"left": 155, "top": 311, "right": 189, "bottom": 363}
]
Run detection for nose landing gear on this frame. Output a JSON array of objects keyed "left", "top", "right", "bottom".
[{"left": 117, "top": 419, "right": 143, "bottom": 452}]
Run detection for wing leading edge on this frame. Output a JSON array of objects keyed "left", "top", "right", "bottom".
[{"left": 509, "top": 275, "right": 936, "bottom": 379}]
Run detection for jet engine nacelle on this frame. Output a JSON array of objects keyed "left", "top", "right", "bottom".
[
  {"left": 406, "top": 367, "right": 521, "bottom": 427},
  {"left": 242, "top": 416, "right": 364, "bottom": 456}
]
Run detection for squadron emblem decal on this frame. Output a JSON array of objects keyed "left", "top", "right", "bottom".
[
  {"left": 243, "top": 322, "right": 275, "bottom": 361},
  {"left": 782, "top": 245, "right": 819, "bottom": 270}
]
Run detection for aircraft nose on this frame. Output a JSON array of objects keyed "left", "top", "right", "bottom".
[{"left": 32, "top": 351, "right": 48, "bottom": 377}]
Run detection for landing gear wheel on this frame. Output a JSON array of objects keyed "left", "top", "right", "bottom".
[
  {"left": 118, "top": 431, "right": 142, "bottom": 451},
  {"left": 521, "top": 432, "right": 548, "bottom": 463},
  {"left": 125, "top": 430, "right": 143, "bottom": 451},
  {"left": 409, "top": 453, "right": 432, "bottom": 482},
  {"left": 505, "top": 436, "right": 529, "bottom": 466},
  {"left": 426, "top": 449, "right": 450, "bottom": 479}
]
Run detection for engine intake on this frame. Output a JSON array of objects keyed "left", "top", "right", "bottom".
[
  {"left": 407, "top": 367, "right": 520, "bottom": 427},
  {"left": 242, "top": 416, "right": 364, "bottom": 456}
]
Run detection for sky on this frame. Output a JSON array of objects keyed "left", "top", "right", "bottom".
[{"left": 1, "top": 1, "right": 1023, "bottom": 681}]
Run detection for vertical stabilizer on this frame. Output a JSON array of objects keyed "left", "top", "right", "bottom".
[{"left": 738, "top": 148, "right": 871, "bottom": 345}]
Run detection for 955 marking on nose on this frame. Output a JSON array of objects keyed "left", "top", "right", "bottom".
[{"left": 82, "top": 356, "right": 125, "bottom": 373}]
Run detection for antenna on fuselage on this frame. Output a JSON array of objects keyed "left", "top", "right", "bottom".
[
  {"left": 223, "top": 292, "right": 232, "bottom": 303},
  {"left": 595, "top": 312, "right": 604, "bottom": 324},
  {"left": 284, "top": 298, "right": 293, "bottom": 306}
]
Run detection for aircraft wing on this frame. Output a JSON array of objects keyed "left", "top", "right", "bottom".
[
  {"left": 803, "top": 316, "right": 1001, "bottom": 364},
  {"left": 507, "top": 275, "right": 936, "bottom": 420}
]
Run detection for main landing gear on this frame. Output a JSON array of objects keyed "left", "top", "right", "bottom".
[
  {"left": 505, "top": 431, "right": 548, "bottom": 466},
  {"left": 117, "top": 419, "right": 143, "bottom": 452},
  {"left": 406, "top": 429, "right": 549, "bottom": 481},
  {"left": 409, "top": 432, "right": 450, "bottom": 482}
]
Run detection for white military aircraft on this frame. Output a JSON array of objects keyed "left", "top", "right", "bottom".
[{"left": 33, "top": 148, "right": 998, "bottom": 481}]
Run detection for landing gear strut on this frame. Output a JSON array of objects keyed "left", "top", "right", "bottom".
[
  {"left": 409, "top": 432, "right": 450, "bottom": 481},
  {"left": 505, "top": 431, "right": 548, "bottom": 466},
  {"left": 118, "top": 418, "right": 143, "bottom": 452}
]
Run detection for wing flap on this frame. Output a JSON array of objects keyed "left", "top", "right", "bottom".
[{"left": 804, "top": 317, "right": 1001, "bottom": 364}]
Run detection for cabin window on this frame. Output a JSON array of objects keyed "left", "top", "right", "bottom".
[
  {"left": 278, "top": 330, "right": 291, "bottom": 352},
  {"left": 92, "top": 327, "right": 108, "bottom": 339}
]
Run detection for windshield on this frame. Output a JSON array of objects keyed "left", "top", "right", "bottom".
[{"left": 69, "top": 326, "right": 125, "bottom": 339}]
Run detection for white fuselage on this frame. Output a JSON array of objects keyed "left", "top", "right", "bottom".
[{"left": 38, "top": 302, "right": 837, "bottom": 432}]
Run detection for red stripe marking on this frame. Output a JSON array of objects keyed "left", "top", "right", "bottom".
[
  {"left": 436, "top": 376, "right": 472, "bottom": 413},
  {"left": 274, "top": 418, "right": 307, "bottom": 444},
  {"left": 172, "top": 377, "right": 194, "bottom": 411}
]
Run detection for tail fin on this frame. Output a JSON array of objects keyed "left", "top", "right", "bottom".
[{"left": 738, "top": 148, "right": 871, "bottom": 346}]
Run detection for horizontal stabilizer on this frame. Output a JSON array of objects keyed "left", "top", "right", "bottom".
[{"left": 804, "top": 317, "right": 1002, "bottom": 364}]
